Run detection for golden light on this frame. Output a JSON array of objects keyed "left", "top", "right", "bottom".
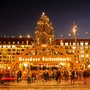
[
  {"left": 3, "top": 45, "right": 6, "bottom": 48},
  {"left": 12, "top": 36, "right": 15, "bottom": 38},
  {"left": 77, "top": 33, "right": 79, "bottom": 35},
  {"left": 59, "top": 62, "right": 65, "bottom": 66},
  {"left": 19, "top": 35, "right": 22, "bottom": 38},
  {"left": 60, "top": 34, "right": 63, "bottom": 37},
  {"left": 26, "top": 40, "right": 29, "bottom": 45},
  {"left": 42, "top": 12, "right": 45, "bottom": 15},
  {"left": 27, "top": 35, "right": 30, "bottom": 38},
  {"left": 4, "top": 35, "right": 6, "bottom": 38},
  {"left": 88, "top": 64, "right": 90, "bottom": 68},
  {"left": 73, "top": 25, "right": 77, "bottom": 35},
  {"left": 24, "top": 63, "right": 28, "bottom": 67},
  {"left": 60, "top": 40, "right": 63, "bottom": 42},
  {"left": 7, "top": 45, "right": 11, "bottom": 48},
  {"left": 86, "top": 32, "right": 88, "bottom": 34},
  {"left": 68, "top": 33, "right": 71, "bottom": 36},
  {"left": 8, "top": 66, "right": 10, "bottom": 69}
]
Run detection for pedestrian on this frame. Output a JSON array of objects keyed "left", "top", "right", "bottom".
[
  {"left": 83, "top": 69, "right": 89, "bottom": 84},
  {"left": 27, "top": 71, "right": 31, "bottom": 84},
  {"left": 17, "top": 71, "right": 20, "bottom": 82},
  {"left": 56, "top": 69, "right": 61, "bottom": 84},
  {"left": 78, "top": 69, "right": 83, "bottom": 81},
  {"left": 70, "top": 70, "right": 75, "bottom": 85},
  {"left": 63, "top": 69, "right": 69, "bottom": 81}
]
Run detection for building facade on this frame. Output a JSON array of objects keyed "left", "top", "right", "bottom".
[{"left": 0, "top": 38, "right": 90, "bottom": 72}]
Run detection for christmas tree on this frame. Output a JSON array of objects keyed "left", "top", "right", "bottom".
[{"left": 35, "top": 12, "right": 55, "bottom": 44}]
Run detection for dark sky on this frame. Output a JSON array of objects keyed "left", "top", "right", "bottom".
[{"left": 0, "top": 0, "right": 90, "bottom": 39}]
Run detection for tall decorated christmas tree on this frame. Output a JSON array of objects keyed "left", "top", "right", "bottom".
[{"left": 35, "top": 12, "right": 55, "bottom": 44}]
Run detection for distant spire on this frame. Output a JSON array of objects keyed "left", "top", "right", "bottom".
[{"left": 73, "top": 21, "right": 76, "bottom": 26}]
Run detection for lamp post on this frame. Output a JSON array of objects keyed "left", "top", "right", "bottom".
[{"left": 73, "top": 23, "right": 78, "bottom": 63}]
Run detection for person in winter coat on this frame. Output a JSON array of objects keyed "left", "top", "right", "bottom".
[
  {"left": 70, "top": 70, "right": 75, "bottom": 85},
  {"left": 56, "top": 69, "right": 61, "bottom": 84}
]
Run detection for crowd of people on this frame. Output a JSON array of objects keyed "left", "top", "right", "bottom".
[
  {"left": 16, "top": 68, "right": 90, "bottom": 85},
  {"left": 1, "top": 68, "right": 90, "bottom": 85}
]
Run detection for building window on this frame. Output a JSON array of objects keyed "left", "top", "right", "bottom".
[
  {"left": 8, "top": 41, "right": 11, "bottom": 44},
  {"left": 80, "top": 50, "right": 84, "bottom": 53},
  {"left": 12, "top": 49, "right": 15, "bottom": 51},
  {"left": 60, "top": 42, "right": 64, "bottom": 46},
  {"left": 72, "top": 46, "right": 76, "bottom": 49},
  {"left": 3, "top": 56, "right": 6, "bottom": 58},
  {"left": 3, "top": 45, "right": 6, "bottom": 48},
  {"left": 85, "top": 46, "right": 88, "bottom": 49},
  {"left": 65, "top": 46, "right": 68, "bottom": 49},
  {"left": 85, "top": 54, "right": 89, "bottom": 58},
  {"left": 73, "top": 42, "right": 76, "bottom": 46},
  {"left": 12, "top": 45, "right": 15, "bottom": 48},
  {"left": 4, "top": 41, "right": 6, "bottom": 44},
  {"left": 22, "top": 41, "right": 24, "bottom": 44},
  {"left": 80, "top": 54, "right": 84, "bottom": 58},
  {"left": 0, "top": 46, "right": 2, "bottom": 48},
  {"left": 65, "top": 42, "right": 68, "bottom": 46},
  {"left": 80, "top": 42, "right": 84, "bottom": 46},
  {"left": 12, "top": 41, "right": 15, "bottom": 44},
  {"left": 17, "top": 41, "right": 20, "bottom": 44},
  {"left": 7, "top": 45, "right": 11, "bottom": 48},
  {"left": 85, "top": 42, "right": 88, "bottom": 46},
  {"left": 80, "top": 46, "right": 84, "bottom": 49},
  {"left": 77, "top": 43, "right": 79, "bottom": 46}
]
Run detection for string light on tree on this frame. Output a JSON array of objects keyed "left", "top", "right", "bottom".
[{"left": 35, "top": 12, "right": 55, "bottom": 44}]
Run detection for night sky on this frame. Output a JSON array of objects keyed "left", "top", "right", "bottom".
[{"left": 0, "top": 0, "right": 90, "bottom": 39}]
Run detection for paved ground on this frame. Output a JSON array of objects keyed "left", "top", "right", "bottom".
[
  {"left": 0, "top": 79, "right": 90, "bottom": 90},
  {"left": 1, "top": 79, "right": 90, "bottom": 86}
]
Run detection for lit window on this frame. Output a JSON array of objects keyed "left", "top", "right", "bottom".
[
  {"left": 69, "top": 50, "right": 72, "bottom": 53},
  {"left": 0, "top": 46, "right": 2, "bottom": 48},
  {"left": 60, "top": 42, "right": 64, "bottom": 46},
  {"left": 73, "top": 42, "right": 76, "bottom": 46},
  {"left": 65, "top": 42, "right": 68, "bottom": 46},
  {"left": 80, "top": 42, "right": 84, "bottom": 46},
  {"left": 12, "top": 41, "right": 15, "bottom": 44},
  {"left": 77, "top": 43, "right": 79, "bottom": 46},
  {"left": 80, "top": 54, "right": 84, "bottom": 58},
  {"left": 3, "top": 45, "right": 6, "bottom": 48},
  {"left": 17, "top": 41, "right": 19, "bottom": 44},
  {"left": 8, "top": 41, "right": 10, "bottom": 44},
  {"left": 85, "top": 42, "right": 88, "bottom": 46},
  {"left": 72, "top": 50, "right": 75, "bottom": 53},
  {"left": 80, "top": 50, "right": 84, "bottom": 53},
  {"left": 12, "top": 45, "right": 15, "bottom": 48},
  {"left": 85, "top": 46, "right": 88, "bottom": 49},
  {"left": 21, "top": 45, "right": 24, "bottom": 48},
  {"left": 7, "top": 46, "right": 11, "bottom": 48},
  {"left": 70, "top": 42, "right": 71, "bottom": 45},
  {"left": 85, "top": 54, "right": 89, "bottom": 57},
  {"left": 72, "top": 46, "right": 76, "bottom": 49},
  {"left": 4, "top": 41, "right": 6, "bottom": 44}
]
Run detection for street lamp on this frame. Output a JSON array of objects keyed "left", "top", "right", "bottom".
[
  {"left": 19, "top": 35, "right": 22, "bottom": 38},
  {"left": 73, "top": 23, "right": 78, "bottom": 63},
  {"left": 27, "top": 35, "right": 30, "bottom": 38}
]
